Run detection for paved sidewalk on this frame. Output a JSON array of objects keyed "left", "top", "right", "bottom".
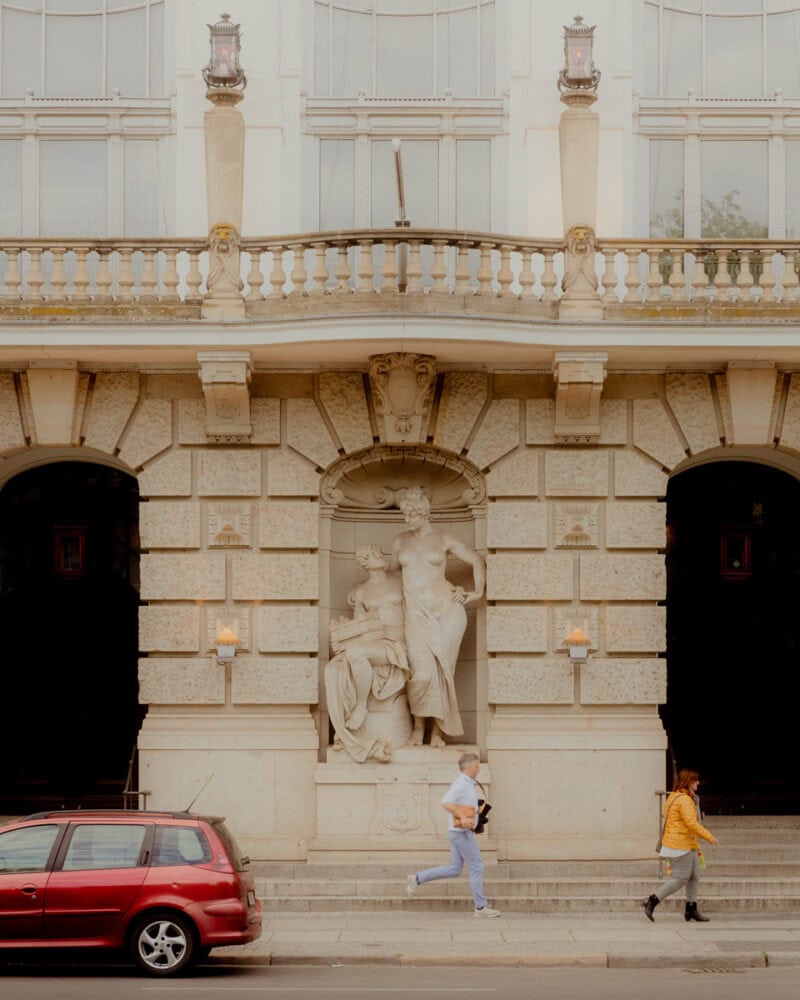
[{"left": 213, "top": 910, "right": 800, "bottom": 969}]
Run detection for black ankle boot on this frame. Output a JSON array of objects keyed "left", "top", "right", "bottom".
[
  {"left": 685, "top": 901, "right": 710, "bottom": 922},
  {"left": 641, "top": 894, "right": 660, "bottom": 921}
]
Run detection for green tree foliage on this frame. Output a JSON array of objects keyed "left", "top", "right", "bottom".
[{"left": 652, "top": 189, "right": 767, "bottom": 239}]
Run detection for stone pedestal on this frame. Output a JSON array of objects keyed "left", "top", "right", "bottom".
[
  {"left": 308, "top": 745, "right": 497, "bottom": 863},
  {"left": 487, "top": 709, "right": 666, "bottom": 860},
  {"left": 138, "top": 708, "right": 318, "bottom": 860}
]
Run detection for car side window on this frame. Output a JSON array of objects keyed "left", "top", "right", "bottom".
[
  {"left": 0, "top": 825, "right": 60, "bottom": 873},
  {"left": 151, "top": 826, "right": 212, "bottom": 867},
  {"left": 62, "top": 824, "right": 147, "bottom": 871}
]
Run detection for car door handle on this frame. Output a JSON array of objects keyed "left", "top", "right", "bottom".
[{"left": 21, "top": 883, "right": 38, "bottom": 895}]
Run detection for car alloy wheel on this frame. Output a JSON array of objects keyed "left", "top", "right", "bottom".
[{"left": 131, "top": 912, "right": 196, "bottom": 976}]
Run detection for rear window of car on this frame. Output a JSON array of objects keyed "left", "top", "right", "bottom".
[
  {"left": 151, "top": 825, "right": 212, "bottom": 867},
  {"left": 209, "top": 820, "right": 249, "bottom": 872},
  {"left": 62, "top": 824, "right": 147, "bottom": 871}
]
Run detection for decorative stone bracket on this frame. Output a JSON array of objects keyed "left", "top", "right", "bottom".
[
  {"left": 552, "top": 351, "right": 607, "bottom": 443},
  {"left": 198, "top": 351, "right": 253, "bottom": 443}
]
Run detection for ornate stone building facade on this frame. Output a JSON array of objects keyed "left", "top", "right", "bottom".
[{"left": 1, "top": 1, "right": 799, "bottom": 858}]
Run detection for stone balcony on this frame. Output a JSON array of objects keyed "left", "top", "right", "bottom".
[{"left": 1, "top": 230, "right": 800, "bottom": 325}]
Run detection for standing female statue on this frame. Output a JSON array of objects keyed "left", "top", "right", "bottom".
[{"left": 390, "top": 487, "right": 485, "bottom": 747}]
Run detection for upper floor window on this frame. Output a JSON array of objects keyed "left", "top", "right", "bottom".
[
  {"left": 643, "top": 1, "right": 800, "bottom": 98},
  {"left": 0, "top": 0, "right": 165, "bottom": 98},
  {"left": 313, "top": 0, "right": 495, "bottom": 98}
]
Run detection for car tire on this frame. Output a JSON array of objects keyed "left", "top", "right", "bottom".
[{"left": 129, "top": 911, "right": 197, "bottom": 977}]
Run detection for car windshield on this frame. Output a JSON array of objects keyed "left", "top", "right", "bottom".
[{"left": 210, "top": 819, "right": 249, "bottom": 871}]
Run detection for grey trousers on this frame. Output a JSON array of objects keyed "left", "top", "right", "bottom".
[{"left": 656, "top": 850, "right": 701, "bottom": 903}]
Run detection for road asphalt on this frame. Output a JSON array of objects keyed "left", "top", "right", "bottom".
[{"left": 212, "top": 909, "right": 800, "bottom": 969}]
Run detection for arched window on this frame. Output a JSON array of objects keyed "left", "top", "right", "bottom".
[
  {"left": 0, "top": 1, "right": 169, "bottom": 237},
  {"left": 0, "top": 0, "right": 165, "bottom": 98}
]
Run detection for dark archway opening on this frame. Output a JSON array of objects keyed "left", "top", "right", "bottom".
[
  {"left": 665, "top": 460, "right": 800, "bottom": 814},
  {"left": 0, "top": 462, "right": 141, "bottom": 813}
]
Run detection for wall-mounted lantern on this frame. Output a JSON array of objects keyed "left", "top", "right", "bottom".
[
  {"left": 564, "top": 625, "right": 590, "bottom": 662},
  {"left": 214, "top": 625, "right": 241, "bottom": 665}
]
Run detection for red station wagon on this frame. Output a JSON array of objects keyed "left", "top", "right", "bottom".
[{"left": 0, "top": 810, "right": 262, "bottom": 976}]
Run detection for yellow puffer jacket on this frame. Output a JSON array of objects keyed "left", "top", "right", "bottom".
[{"left": 662, "top": 790, "right": 715, "bottom": 851}]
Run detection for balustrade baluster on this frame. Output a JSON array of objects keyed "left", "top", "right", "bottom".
[
  {"left": 668, "top": 249, "right": 687, "bottom": 302},
  {"left": 541, "top": 250, "right": 558, "bottom": 302},
  {"left": 646, "top": 249, "right": 663, "bottom": 302},
  {"left": 497, "top": 244, "right": 515, "bottom": 297},
  {"left": 737, "top": 250, "right": 755, "bottom": 300},
  {"left": 334, "top": 243, "right": 351, "bottom": 293},
  {"left": 760, "top": 250, "right": 776, "bottom": 303},
  {"left": 714, "top": 250, "right": 732, "bottom": 303},
  {"left": 622, "top": 249, "right": 641, "bottom": 302},
  {"left": 268, "top": 244, "right": 288, "bottom": 297},
  {"left": 690, "top": 252, "right": 707, "bottom": 302},
  {"left": 162, "top": 249, "right": 180, "bottom": 302},
  {"left": 289, "top": 243, "right": 308, "bottom": 297},
  {"left": 783, "top": 250, "right": 799, "bottom": 302},
  {"left": 117, "top": 249, "right": 135, "bottom": 303},
  {"left": 406, "top": 240, "right": 424, "bottom": 295},
  {"left": 49, "top": 248, "right": 67, "bottom": 302},
  {"left": 309, "top": 243, "right": 328, "bottom": 296},
  {"left": 382, "top": 240, "right": 399, "bottom": 293},
  {"left": 3, "top": 248, "right": 21, "bottom": 301},
  {"left": 476, "top": 242, "right": 494, "bottom": 295},
  {"left": 139, "top": 250, "right": 157, "bottom": 303},
  {"left": 601, "top": 250, "right": 618, "bottom": 304},
  {"left": 94, "top": 250, "right": 113, "bottom": 302},
  {"left": 245, "top": 247, "right": 266, "bottom": 300},
  {"left": 430, "top": 239, "right": 449, "bottom": 294},
  {"left": 71, "top": 247, "right": 90, "bottom": 302},
  {"left": 26, "top": 249, "right": 44, "bottom": 302},
  {"left": 185, "top": 250, "right": 203, "bottom": 303},
  {"left": 518, "top": 246, "right": 535, "bottom": 299},
  {"left": 356, "top": 240, "right": 375, "bottom": 294},
  {"left": 455, "top": 242, "right": 472, "bottom": 294}
]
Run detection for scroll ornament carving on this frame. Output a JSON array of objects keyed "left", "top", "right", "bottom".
[
  {"left": 552, "top": 352, "right": 607, "bottom": 444},
  {"left": 369, "top": 352, "right": 437, "bottom": 444}
]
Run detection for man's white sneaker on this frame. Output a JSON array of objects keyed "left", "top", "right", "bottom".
[
  {"left": 474, "top": 906, "right": 500, "bottom": 917},
  {"left": 406, "top": 874, "right": 418, "bottom": 897}
]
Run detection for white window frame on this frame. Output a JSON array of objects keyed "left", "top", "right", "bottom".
[
  {"left": 302, "top": 0, "right": 508, "bottom": 232},
  {"left": 0, "top": 95, "right": 174, "bottom": 237},
  {"left": 635, "top": 96, "right": 800, "bottom": 239}
]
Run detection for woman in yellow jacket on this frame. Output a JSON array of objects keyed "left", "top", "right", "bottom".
[{"left": 642, "top": 768, "right": 719, "bottom": 922}]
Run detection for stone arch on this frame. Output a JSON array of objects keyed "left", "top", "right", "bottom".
[
  {"left": 665, "top": 448, "right": 800, "bottom": 812},
  {"left": 0, "top": 454, "right": 141, "bottom": 811},
  {"left": 319, "top": 444, "right": 487, "bottom": 751}
]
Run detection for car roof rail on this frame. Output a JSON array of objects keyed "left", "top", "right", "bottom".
[{"left": 21, "top": 809, "right": 200, "bottom": 821}]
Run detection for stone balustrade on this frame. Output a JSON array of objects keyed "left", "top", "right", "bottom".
[
  {"left": 2, "top": 231, "right": 799, "bottom": 321},
  {"left": 0, "top": 239, "right": 207, "bottom": 316}
]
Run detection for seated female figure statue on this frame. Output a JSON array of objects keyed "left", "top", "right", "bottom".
[
  {"left": 325, "top": 543, "right": 410, "bottom": 763},
  {"left": 390, "top": 487, "right": 486, "bottom": 748}
]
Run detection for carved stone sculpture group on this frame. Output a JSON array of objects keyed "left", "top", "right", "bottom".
[{"left": 324, "top": 486, "right": 486, "bottom": 763}]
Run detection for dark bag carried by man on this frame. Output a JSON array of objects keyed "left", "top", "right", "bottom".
[{"left": 475, "top": 780, "right": 491, "bottom": 834}]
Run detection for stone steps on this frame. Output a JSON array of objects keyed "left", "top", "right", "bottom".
[
  {"left": 255, "top": 814, "right": 800, "bottom": 914},
  {"left": 257, "top": 876, "right": 800, "bottom": 899},
  {"left": 261, "top": 894, "right": 800, "bottom": 914}
]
